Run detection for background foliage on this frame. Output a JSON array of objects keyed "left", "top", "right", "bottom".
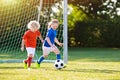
[
  {"left": 68, "top": 0, "right": 120, "bottom": 47},
  {"left": 0, "top": 0, "right": 120, "bottom": 48}
]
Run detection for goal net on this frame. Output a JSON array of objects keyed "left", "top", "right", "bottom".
[{"left": 0, "top": 0, "right": 67, "bottom": 63}]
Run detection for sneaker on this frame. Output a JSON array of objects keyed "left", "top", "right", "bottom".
[
  {"left": 23, "top": 60, "right": 27, "bottom": 69},
  {"left": 36, "top": 61, "right": 40, "bottom": 68},
  {"left": 28, "top": 67, "right": 31, "bottom": 70}
]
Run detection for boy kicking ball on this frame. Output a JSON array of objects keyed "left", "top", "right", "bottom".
[
  {"left": 21, "top": 20, "right": 43, "bottom": 70},
  {"left": 36, "top": 19, "right": 63, "bottom": 68}
]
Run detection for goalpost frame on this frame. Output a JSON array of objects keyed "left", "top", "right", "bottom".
[
  {"left": 37, "top": 0, "right": 43, "bottom": 21},
  {"left": 63, "top": 0, "right": 68, "bottom": 64}
]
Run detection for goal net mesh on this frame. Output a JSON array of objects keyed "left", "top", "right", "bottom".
[{"left": 0, "top": 0, "right": 63, "bottom": 63}]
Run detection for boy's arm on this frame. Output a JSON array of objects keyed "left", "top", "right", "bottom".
[
  {"left": 38, "top": 36, "right": 44, "bottom": 43},
  {"left": 21, "top": 39, "right": 25, "bottom": 51},
  {"left": 55, "top": 37, "right": 63, "bottom": 47}
]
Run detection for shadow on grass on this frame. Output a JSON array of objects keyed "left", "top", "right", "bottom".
[
  {"left": 0, "top": 73, "right": 18, "bottom": 75},
  {"left": 0, "top": 66, "right": 40, "bottom": 69},
  {"left": 62, "top": 68, "right": 120, "bottom": 74},
  {"left": 0, "top": 67, "right": 23, "bottom": 69}
]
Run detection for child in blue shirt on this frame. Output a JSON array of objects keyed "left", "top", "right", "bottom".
[{"left": 37, "top": 19, "right": 63, "bottom": 68}]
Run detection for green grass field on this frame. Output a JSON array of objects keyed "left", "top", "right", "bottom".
[{"left": 0, "top": 48, "right": 120, "bottom": 80}]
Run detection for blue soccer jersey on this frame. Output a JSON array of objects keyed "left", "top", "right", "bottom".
[{"left": 44, "top": 28, "right": 57, "bottom": 47}]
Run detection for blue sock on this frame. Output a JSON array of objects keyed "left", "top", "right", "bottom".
[
  {"left": 56, "top": 54, "right": 61, "bottom": 59},
  {"left": 37, "top": 56, "right": 45, "bottom": 64}
]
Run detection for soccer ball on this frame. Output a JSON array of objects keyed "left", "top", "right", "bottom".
[{"left": 54, "top": 59, "right": 64, "bottom": 69}]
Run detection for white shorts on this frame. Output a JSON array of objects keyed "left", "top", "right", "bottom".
[
  {"left": 26, "top": 47, "right": 35, "bottom": 57},
  {"left": 42, "top": 46, "right": 57, "bottom": 55}
]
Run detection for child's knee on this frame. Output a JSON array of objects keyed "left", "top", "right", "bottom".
[
  {"left": 28, "top": 54, "right": 34, "bottom": 58},
  {"left": 43, "top": 54, "right": 48, "bottom": 58},
  {"left": 54, "top": 49, "right": 60, "bottom": 54}
]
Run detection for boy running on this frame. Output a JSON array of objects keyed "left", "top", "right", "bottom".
[
  {"left": 21, "top": 20, "right": 43, "bottom": 70},
  {"left": 36, "top": 19, "right": 63, "bottom": 68}
]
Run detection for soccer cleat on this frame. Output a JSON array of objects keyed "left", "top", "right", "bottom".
[
  {"left": 23, "top": 60, "right": 27, "bottom": 69},
  {"left": 36, "top": 61, "right": 40, "bottom": 68},
  {"left": 28, "top": 68, "right": 31, "bottom": 70}
]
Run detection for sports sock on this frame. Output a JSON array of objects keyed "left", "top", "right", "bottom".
[
  {"left": 38, "top": 56, "right": 45, "bottom": 64},
  {"left": 24, "top": 57, "right": 29, "bottom": 63},
  {"left": 56, "top": 54, "right": 61, "bottom": 59},
  {"left": 24, "top": 59, "right": 27, "bottom": 63},
  {"left": 28, "top": 57, "right": 32, "bottom": 68}
]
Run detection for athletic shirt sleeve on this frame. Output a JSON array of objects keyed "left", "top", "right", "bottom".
[
  {"left": 36, "top": 30, "right": 41, "bottom": 37},
  {"left": 23, "top": 31, "right": 28, "bottom": 40},
  {"left": 46, "top": 30, "right": 52, "bottom": 38}
]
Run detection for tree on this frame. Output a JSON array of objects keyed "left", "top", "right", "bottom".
[
  {"left": 68, "top": 5, "right": 88, "bottom": 46},
  {"left": 68, "top": 0, "right": 120, "bottom": 47}
]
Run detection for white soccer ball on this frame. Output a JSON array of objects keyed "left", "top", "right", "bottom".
[{"left": 54, "top": 59, "right": 64, "bottom": 69}]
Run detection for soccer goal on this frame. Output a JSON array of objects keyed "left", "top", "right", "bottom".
[{"left": 0, "top": 0, "right": 68, "bottom": 63}]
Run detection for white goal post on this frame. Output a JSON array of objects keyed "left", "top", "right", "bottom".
[{"left": 63, "top": 0, "right": 68, "bottom": 64}]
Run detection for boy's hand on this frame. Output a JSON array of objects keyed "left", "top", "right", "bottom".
[
  {"left": 59, "top": 43, "right": 63, "bottom": 47},
  {"left": 51, "top": 45, "right": 56, "bottom": 48},
  {"left": 21, "top": 47, "right": 24, "bottom": 52},
  {"left": 41, "top": 40, "right": 44, "bottom": 43}
]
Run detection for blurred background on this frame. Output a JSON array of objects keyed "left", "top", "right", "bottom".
[
  {"left": 68, "top": 0, "right": 120, "bottom": 48},
  {"left": 1, "top": 0, "right": 120, "bottom": 48}
]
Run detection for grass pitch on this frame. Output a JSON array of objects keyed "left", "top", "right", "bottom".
[{"left": 0, "top": 48, "right": 120, "bottom": 80}]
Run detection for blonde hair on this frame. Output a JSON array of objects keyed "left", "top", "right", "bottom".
[
  {"left": 48, "top": 19, "right": 59, "bottom": 29},
  {"left": 27, "top": 20, "right": 40, "bottom": 30}
]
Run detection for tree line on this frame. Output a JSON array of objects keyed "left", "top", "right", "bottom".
[{"left": 68, "top": 0, "right": 120, "bottom": 48}]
